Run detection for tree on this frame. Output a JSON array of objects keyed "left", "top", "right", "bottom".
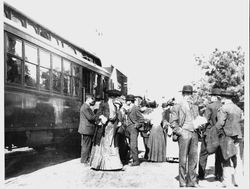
[{"left": 193, "top": 46, "right": 245, "bottom": 106}]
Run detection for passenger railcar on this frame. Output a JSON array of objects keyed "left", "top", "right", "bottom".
[{"left": 4, "top": 3, "right": 126, "bottom": 151}]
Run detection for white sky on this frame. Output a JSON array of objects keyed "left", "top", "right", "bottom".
[{"left": 4, "top": 0, "right": 249, "bottom": 101}]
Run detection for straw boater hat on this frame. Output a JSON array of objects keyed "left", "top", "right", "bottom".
[{"left": 179, "top": 85, "right": 197, "bottom": 93}]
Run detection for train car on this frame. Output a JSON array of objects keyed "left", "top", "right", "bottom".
[{"left": 3, "top": 3, "right": 123, "bottom": 151}]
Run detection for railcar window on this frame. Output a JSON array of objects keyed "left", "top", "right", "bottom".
[
  {"left": 52, "top": 55, "right": 62, "bottom": 93},
  {"left": 6, "top": 55, "right": 22, "bottom": 84},
  {"left": 63, "top": 59, "right": 71, "bottom": 95},
  {"left": 40, "top": 50, "right": 50, "bottom": 68},
  {"left": 24, "top": 43, "right": 38, "bottom": 64},
  {"left": 83, "top": 68, "right": 91, "bottom": 94},
  {"left": 40, "top": 67, "right": 50, "bottom": 90},
  {"left": 6, "top": 35, "right": 22, "bottom": 58},
  {"left": 63, "top": 75, "right": 71, "bottom": 95},
  {"left": 72, "top": 64, "right": 80, "bottom": 97},
  {"left": 24, "top": 62, "right": 37, "bottom": 87}
]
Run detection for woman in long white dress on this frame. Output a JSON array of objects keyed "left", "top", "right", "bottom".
[{"left": 90, "top": 90, "right": 123, "bottom": 170}]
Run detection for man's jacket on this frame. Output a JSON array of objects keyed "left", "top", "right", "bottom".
[
  {"left": 78, "top": 103, "right": 97, "bottom": 135},
  {"left": 215, "top": 102, "right": 242, "bottom": 139},
  {"left": 127, "top": 105, "right": 145, "bottom": 129},
  {"left": 204, "top": 100, "right": 222, "bottom": 135},
  {"left": 170, "top": 102, "right": 199, "bottom": 135}
]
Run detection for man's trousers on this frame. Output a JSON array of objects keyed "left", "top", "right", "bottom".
[
  {"left": 126, "top": 125, "right": 139, "bottom": 163},
  {"left": 178, "top": 129, "right": 198, "bottom": 187},
  {"left": 198, "top": 136, "right": 223, "bottom": 179},
  {"left": 80, "top": 134, "right": 93, "bottom": 163}
]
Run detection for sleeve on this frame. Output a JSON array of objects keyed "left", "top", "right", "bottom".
[
  {"left": 83, "top": 106, "right": 97, "bottom": 122},
  {"left": 170, "top": 105, "right": 179, "bottom": 128},
  {"left": 215, "top": 107, "right": 227, "bottom": 130},
  {"left": 204, "top": 105, "right": 212, "bottom": 122},
  {"left": 135, "top": 107, "right": 145, "bottom": 124}
]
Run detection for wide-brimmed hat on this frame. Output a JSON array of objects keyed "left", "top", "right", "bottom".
[
  {"left": 209, "top": 88, "right": 222, "bottom": 96},
  {"left": 106, "top": 89, "right": 121, "bottom": 97},
  {"left": 220, "top": 90, "right": 236, "bottom": 98},
  {"left": 179, "top": 85, "right": 197, "bottom": 93},
  {"left": 126, "top": 94, "right": 135, "bottom": 101}
]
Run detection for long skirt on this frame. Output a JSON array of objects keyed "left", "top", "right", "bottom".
[
  {"left": 147, "top": 125, "right": 166, "bottom": 162},
  {"left": 90, "top": 122, "right": 123, "bottom": 170}
]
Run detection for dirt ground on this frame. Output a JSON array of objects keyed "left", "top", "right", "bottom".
[{"left": 4, "top": 137, "right": 246, "bottom": 189}]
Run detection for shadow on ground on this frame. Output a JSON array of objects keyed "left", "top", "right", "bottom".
[{"left": 5, "top": 146, "right": 80, "bottom": 180}]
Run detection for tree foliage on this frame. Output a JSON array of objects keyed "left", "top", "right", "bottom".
[{"left": 193, "top": 47, "right": 245, "bottom": 105}]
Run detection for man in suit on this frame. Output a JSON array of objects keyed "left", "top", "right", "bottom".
[
  {"left": 198, "top": 88, "right": 223, "bottom": 181},
  {"left": 126, "top": 94, "right": 145, "bottom": 166},
  {"left": 170, "top": 85, "right": 200, "bottom": 187},
  {"left": 215, "top": 90, "right": 243, "bottom": 187},
  {"left": 78, "top": 95, "right": 97, "bottom": 165}
]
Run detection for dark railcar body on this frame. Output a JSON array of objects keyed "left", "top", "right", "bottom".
[{"left": 4, "top": 3, "right": 112, "bottom": 151}]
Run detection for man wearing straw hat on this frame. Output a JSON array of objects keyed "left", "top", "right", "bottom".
[{"left": 170, "top": 85, "right": 199, "bottom": 187}]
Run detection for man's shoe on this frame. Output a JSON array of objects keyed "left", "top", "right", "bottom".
[{"left": 130, "top": 162, "right": 140, "bottom": 166}]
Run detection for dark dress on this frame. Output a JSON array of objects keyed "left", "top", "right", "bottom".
[{"left": 146, "top": 108, "right": 166, "bottom": 162}]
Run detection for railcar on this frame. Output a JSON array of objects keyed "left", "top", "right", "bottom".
[{"left": 4, "top": 3, "right": 127, "bottom": 151}]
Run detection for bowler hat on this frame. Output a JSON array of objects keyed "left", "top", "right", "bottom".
[
  {"left": 209, "top": 88, "right": 222, "bottom": 96},
  {"left": 179, "top": 85, "right": 196, "bottom": 93},
  {"left": 126, "top": 94, "right": 135, "bottom": 101},
  {"left": 106, "top": 89, "right": 121, "bottom": 97}
]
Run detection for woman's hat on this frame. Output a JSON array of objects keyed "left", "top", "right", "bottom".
[
  {"left": 179, "top": 85, "right": 197, "bottom": 93},
  {"left": 126, "top": 94, "right": 135, "bottom": 101},
  {"left": 106, "top": 89, "right": 121, "bottom": 97}
]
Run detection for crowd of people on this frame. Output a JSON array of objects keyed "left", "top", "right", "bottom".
[{"left": 78, "top": 84, "right": 244, "bottom": 188}]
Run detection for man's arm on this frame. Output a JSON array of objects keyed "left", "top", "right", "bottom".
[
  {"left": 83, "top": 105, "right": 97, "bottom": 122},
  {"left": 215, "top": 107, "right": 227, "bottom": 130},
  {"left": 204, "top": 105, "right": 212, "bottom": 122},
  {"left": 170, "top": 105, "right": 183, "bottom": 135}
]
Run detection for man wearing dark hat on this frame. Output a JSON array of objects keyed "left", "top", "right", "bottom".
[
  {"left": 170, "top": 85, "right": 199, "bottom": 187},
  {"left": 198, "top": 88, "right": 223, "bottom": 181},
  {"left": 125, "top": 94, "right": 145, "bottom": 166},
  {"left": 78, "top": 95, "right": 97, "bottom": 165},
  {"left": 215, "top": 90, "right": 243, "bottom": 187}
]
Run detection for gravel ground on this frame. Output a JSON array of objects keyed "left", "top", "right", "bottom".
[{"left": 4, "top": 137, "right": 246, "bottom": 189}]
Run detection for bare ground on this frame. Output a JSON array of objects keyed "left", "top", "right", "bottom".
[{"left": 4, "top": 137, "right": 246, "bottom": 189}]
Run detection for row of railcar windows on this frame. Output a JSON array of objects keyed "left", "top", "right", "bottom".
[
  {"left": 4, "top": 5, "right": 98, "bottom": 65},
  {"left": 5, "top": 33, "right": 81, "bottom": 97}
]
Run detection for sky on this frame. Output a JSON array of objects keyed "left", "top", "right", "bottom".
[{"left": 4, "top": 0, "right": 249, "bottom": 101}]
